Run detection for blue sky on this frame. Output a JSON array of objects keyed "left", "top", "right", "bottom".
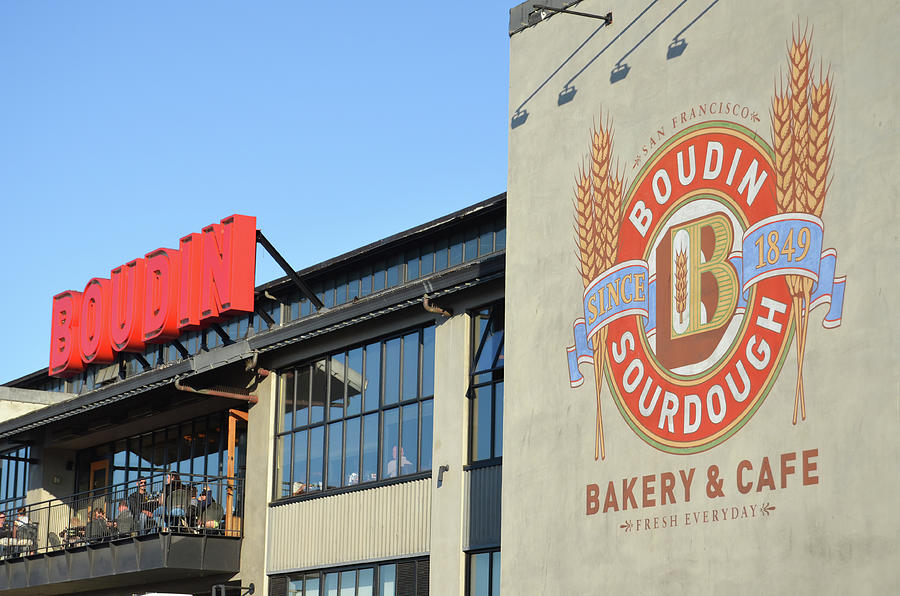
[{"left": 0, "top": 2, "right": 512, "bottom": 383}]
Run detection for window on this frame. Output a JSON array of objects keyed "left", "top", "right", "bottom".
[
  {"left": 275, "top": 325, "right": 435, "bottom": 499},
  {"left": 467, "top": 550, "right": 500, "bottom": 596},
  {"left": 275, "top": 558, "right": 429, "bottom": 596},
  {"left": 275, "top": 213, "right": 507, "bottom": 327},
  {"left": 74, "top": 412, "right": 235, "bottom": 492},
  {"left": 469, "top": 304, "right": 504, "bottom": 463},
  {"left": 0, "top": 446, "right": 30, "bottom": 511}
]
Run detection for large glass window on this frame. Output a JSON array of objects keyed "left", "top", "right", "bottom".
[
  {"left": 275, "top": 325, "right": 435, "bottom": 499},
  {"left": 469, "top": 304, "right": 504, "bottom": 463},
  {"left": 74, "top": 412, "right": 234, "bottom": 493},
  {"left": 281, "top": 558, "right": 428, "bottom": 596},
  {"left": 0, "top": 446, "right": 30, "bottom": 511},
  {"left": 467, "top": 550, "right": 500, "bottom": 596}
]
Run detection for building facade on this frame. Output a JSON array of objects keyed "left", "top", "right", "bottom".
[
  {"left": 0, "top": 194, "right": 505, "bottom": 596},
  {"left": 506, "top": 0, "right": 898, "bottom": 594},
  {"left": 3, "top": 1, "right": 900, "bottom": 595}
]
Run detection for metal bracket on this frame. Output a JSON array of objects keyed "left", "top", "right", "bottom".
[
  {"left": 256, "top": 229, "right": 325, "bottom": 309},
  {"left": 532, "top": 4, "right": 612, "bottom": 25},
  {"left": 211, "top": 583, "right": 255, "bottom": 596}
]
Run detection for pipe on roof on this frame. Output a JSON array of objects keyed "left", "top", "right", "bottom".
[
  {"left": 174, "top": 379, "right": 260, "bottom": 405},
  {"left": 423, "top": 295, "right": 453, "bottom": 318}
]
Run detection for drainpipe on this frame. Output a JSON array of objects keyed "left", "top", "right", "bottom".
[
  {"left": 174, "top": 379, "right": 260, "bottom": 405},
  {"left": 423, "top": 294, "right": 453, "bottom": 318},
  {"left": 174, "top": 352, "right": 268, "bottom": 404}
]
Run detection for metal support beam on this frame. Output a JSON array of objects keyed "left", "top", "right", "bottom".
[
  {"left": 133, "top": 352, "right": 151, "bottom": 371},
  {"left": 211, "top": 323, "right": 233, "bottom": 345},
  {"left": 532, "top": 5, "right": 612, "bottom": 24},
  {"left": 254, "top": 304, "right": 276, "bottom": 328},
  {"left": 172, "top": 338, "right": 190, "bottom": 359},
  {"left": 256, "top": 230, "right": 325, "bottom": 309}
]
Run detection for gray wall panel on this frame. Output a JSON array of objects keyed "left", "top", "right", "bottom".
[
  {"left": 463, "top": 464, "right": 501, "bottom": 550},
  {"left": 267, "top": 478, "right": 431, "bottom": 573}
]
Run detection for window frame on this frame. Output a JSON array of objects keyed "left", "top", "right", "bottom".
[
  {"left": 274, "top": 556, "right": 429, "bottom": 596},
  {"left": 273, "top": 323, "right": 436, "bottom": 502},
  {"left": 467, "top": 303, "right": 504, "bottom": 466},
  {"left": 0, "top": 446, "right": 30, "bottom": 512},
  {"left": 465, "top": 548, "right": 501, "bottom": 596}
]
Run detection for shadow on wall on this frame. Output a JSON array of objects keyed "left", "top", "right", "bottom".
[
  {"left": 564, "top": 0, "right": 660, "bottom": 93},
  {"left": 511, "top": 0, "right": 660, "bottom": 128},
  {"left": 667, "top": 0, "right": 720, "bottom": 59},
  {"left": 511, "top": 0, "right": 722, "bottom": 128},
  {"left": 609, "top": 0, "right": 689, "bottom": 83},
  {"left": 510, "top": 18, "right": 612, "bottom": 129}
]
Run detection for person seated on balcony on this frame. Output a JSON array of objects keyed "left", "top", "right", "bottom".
[
  {"left": 152, "top": 472, "right": 187, "bottom": 529},
  {"left": 192, "top": 487, "right": 221, "bottom": 528},
  {"left": 114, "top": 500, "right": 135, "bottom": 535},
  {"left": 85, "top": 507, "right": 111, "bottom": 541},
  {"left": 128, "top": 477, "right": 154, "bottom": 532},
  {"left": 291, "top": 482, "right": 306, "bottom": 496},
  {"left": 0, "top": 512, "right": 11, "bottom": 539},
  {"left": 12, "top": 508, "right": 28, "bottom": 537},
  {"left": 61, "top": 515, "right": 84, "bottom": 545},
  {"left": 12, "top": 507, "right": 37, "bottom": 553}
]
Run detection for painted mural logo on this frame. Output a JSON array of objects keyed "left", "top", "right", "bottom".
[{"left": 565, "top": 28, "right": 846, "bottom": 459}]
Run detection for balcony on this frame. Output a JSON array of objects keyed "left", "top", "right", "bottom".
[{"left": 0, "top": 473, "right": 243, "bottom": 595}]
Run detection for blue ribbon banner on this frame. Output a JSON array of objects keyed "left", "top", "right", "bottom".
[
  {"left": 566, "top": 214, "right": 846, "bottom": 387},
  {"left": 566, "top": 260, "right": 651, "bottom": 387},
  {"left": 741, "top": 213, "right": 824, "bottom": 291}
]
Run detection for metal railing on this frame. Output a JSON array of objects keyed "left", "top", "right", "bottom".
[{"left": 0, "top": 472, "right": 244, "bottom": 559}]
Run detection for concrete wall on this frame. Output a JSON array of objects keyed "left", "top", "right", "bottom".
[
  {"left": 238, "top": 371, "right": 276, "bottom": 594},
  {"left": 506, "top": 1, "right": 899, "bottom": 594},
  {"left": 428, "top": 309, "right": 469, "bottom": 596},
  {"left": 0, "top": 387, "right": 72, "bottom": 424}
]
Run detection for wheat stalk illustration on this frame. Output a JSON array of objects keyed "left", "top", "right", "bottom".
[
  {"left": 772, "top": 25, "right": 833, "bottom": 424},
  {"left": 675, "top": 249, "right": 688, "bottom": 324},
  {"left": 574, "top": 117, "right": 623, "bottom": 461}
]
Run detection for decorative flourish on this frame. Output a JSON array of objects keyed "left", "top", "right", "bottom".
[
  {"left": 620, "top": 520, "right": 634, "bottom": 532},
  {"left": 772, "top": 24, "right": 834, "bottom": 424},
  {"left": 760, "top": 502, "right": 776, "bottom": 516},
  {"left": 674, "top": 248, "right": 688, "bottom": 324},
  {"left": 574, "top": 113, "right": 625, "bottom": 461}
]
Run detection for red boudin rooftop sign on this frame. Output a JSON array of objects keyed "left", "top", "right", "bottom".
[{"left": 49, "top": 214, "right": 257, "bottom": 378}]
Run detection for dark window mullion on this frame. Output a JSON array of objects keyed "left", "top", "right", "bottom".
[
  {"left": 487, "top": 552, "right": 493, "bottom": 596},
  {"left": 290, "top": 368, "right": 299, "bottom": 430},
  {"left": 468, "top": 395, "right": 475, "bottom": 464},
  {"left": 189, "top": 418, "right": 197, "bottom": 478},
  {"left": 491, "top": 334, "right": 504, "bottom": 371},
  {"left": 343, "top": 349, "right": 350, "bottom": 418},
  {"left": 472, "top": 310, "right": 491, "bottom": 370},
  {"left": 340, "top": 418, "right": 347, "bottom": 488},
  {"left": 380, "top": 338, "right": 386, "bottom": 408},
  {"left": 418, "top": 399, "right": 424, "bottom": 473}
]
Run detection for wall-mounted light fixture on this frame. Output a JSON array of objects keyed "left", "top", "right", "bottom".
[
  {"left": 437, "top": 464, "right": 450, "bottom": 487},
  {"left": 530, "top": 4, "right": 612, "bottom": 26}
]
